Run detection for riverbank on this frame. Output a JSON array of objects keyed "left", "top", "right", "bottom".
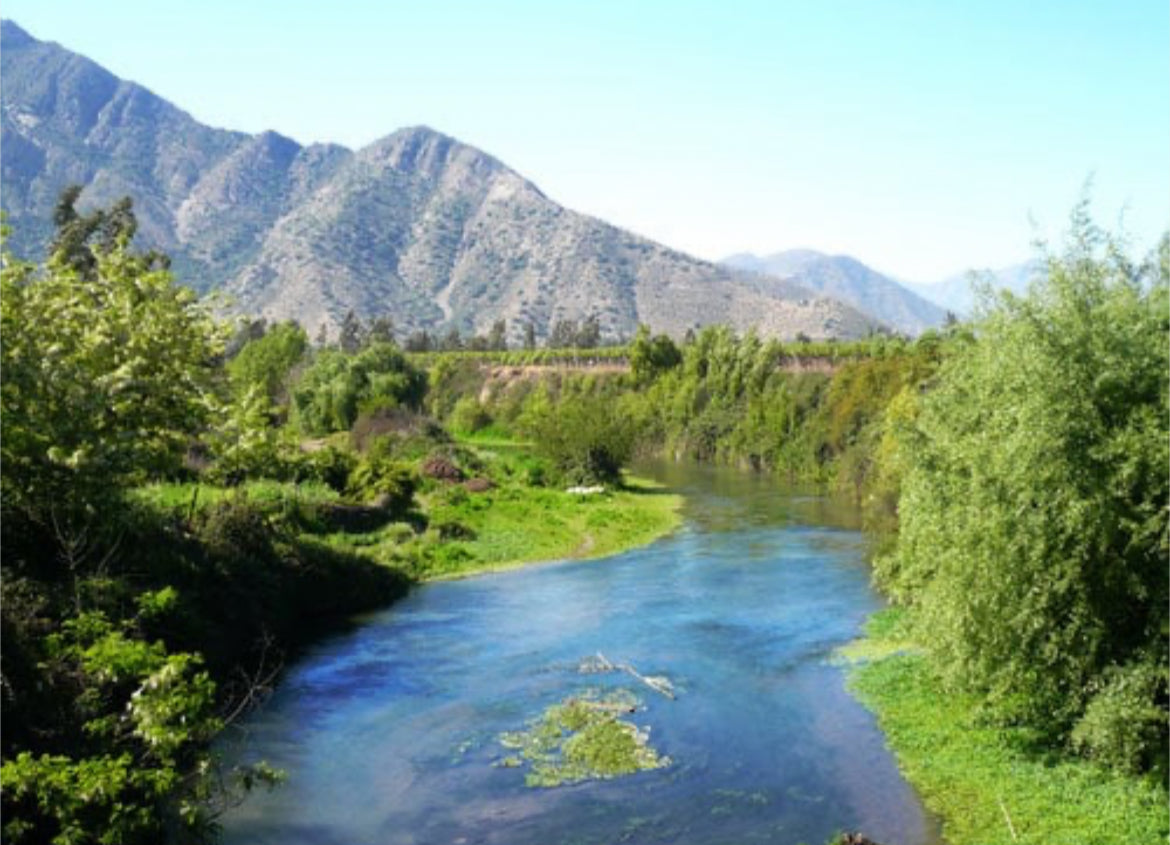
[
  {"left": 136, "top": 467, "right": 683, "bottom": 586},
  {"left": 841, "top": 610, "right": 1168, "bottom": 845}
]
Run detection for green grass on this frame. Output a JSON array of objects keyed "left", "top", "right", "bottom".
[
  {"left": 847, "top": 612, "right": 1168, "bottom": 845},
  {"left": 131, "top": 479, "right": 340, "bottom": 514},
  {"left": 322, "top": 474, "right": 682, "bottom": 581}
]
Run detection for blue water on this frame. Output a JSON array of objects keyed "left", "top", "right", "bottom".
[{"left": 219, "top": 463, "right": 940, "bottom": 845}]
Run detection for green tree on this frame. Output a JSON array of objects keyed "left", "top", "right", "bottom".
[
  {"left": 524, "top": 389, "right": 634, "bottom": 486},
  {"left": 226, "top": 320, "right": 308, "bottom": 406},
  {"left": 338, "top": 310, "right": 363, "bottom": 354},
  {"left": 291, "top": 342, "right": 426, "bottom": 435},
  {"left": 1, "top": 215, "right": 223, "bottom": 518},
  {"left": 876, "top": 210, "right": 1169, "bottom": 763},
  {"left": 547, "top": 318, "right": 577, "bottom": 349},
  {"left": 629, "top": 324, "right": 682, "bottom": 385}
]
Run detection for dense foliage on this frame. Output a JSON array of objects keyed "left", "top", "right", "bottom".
[
  {"left": 3, "top": 191, "right": 1165, "bottom": 844},
  {"left": 291, "top": 342, "right": 426, "bottom": 435},
  {"left": 876, "top": 212, "right": 1169, "bottom": 774},
  {"left": 0, "top": 203, "right": 406, "bottom": 844},
  {"left": 226, "top": 320, "right": 308, "bottom": 407},
  {"left": 1, "top": 228, "right": 222, "bottom": 518}
]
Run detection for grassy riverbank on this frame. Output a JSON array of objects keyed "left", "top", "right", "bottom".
[
  {"left": 841, "top": 611, "right": 1168, "bottom": 845},
  {"left": 136, "top": 458, "right": 682, "bottom": 584}
]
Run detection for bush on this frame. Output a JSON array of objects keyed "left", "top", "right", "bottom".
[
  {"left": 293, "top": 446, "right": 357, "bottom": 494},
  {"left": 876, "top": 210, "right": 1169, "bottom": 761},
  {"left": 525, "top": 397, "right": 633, "bottom": 486},
  {"left": 1071, "top": 659, "right": 1168, "bottom": 778},
  {"left": 347, "top": 453, "right": 416, "bottom": 514},
  {"left": 448, "top": 396, "right": 492, "bottom": 435},
  {"left": 292, "top": 343, "right": 426, "bottom": 435}
]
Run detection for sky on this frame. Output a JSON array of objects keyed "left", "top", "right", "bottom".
[{"left": 4, "top": 0, "right": 1167, "bottom": 281}]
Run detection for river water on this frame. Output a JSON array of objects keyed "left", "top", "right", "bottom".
[{"left": 219, "top": 462, "right": 940, "bottom": 845}]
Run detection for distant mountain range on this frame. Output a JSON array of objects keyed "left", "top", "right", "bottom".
[
  {"left": 0, "top": 19, "right": 880, "bottom": 343},
  {"left": 901, "top": 263, "right": 1037, "bottom": 317},
  {"left": 721, "top": 250, "right": 950, "bottom": 335}
]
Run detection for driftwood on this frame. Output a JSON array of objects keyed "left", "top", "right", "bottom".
[
  {"left": 838, "top": 834, "right": 884, "bottom": 845},
  {"left": 585, "top": 652, "right": 676, "bottom": 700}
]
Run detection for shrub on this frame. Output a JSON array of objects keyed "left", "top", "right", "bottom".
[
  {"left": 1071, "top": 659, "right": 1168, "bottom": 778},
  {"left": 448, "top": 396, "right": 492, "bottom": 435},
  {"left": 346, "top": 454, "right": 416, "bottom": 514}
]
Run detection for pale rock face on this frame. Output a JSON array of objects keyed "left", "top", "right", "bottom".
[{"left": 1, "top": 19, "right": 879, "bottom": 342}]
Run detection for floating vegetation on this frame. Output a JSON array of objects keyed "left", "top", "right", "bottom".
[{"left": 496, "top": 689, "right": 670, "bottom": 788}]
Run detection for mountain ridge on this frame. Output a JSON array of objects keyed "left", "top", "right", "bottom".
[
  {"left": 721, "top": 249, "right": 949, "bottom": 335},
  {"left": 1, "top": 19, "right": 878, "bottom": 342}
]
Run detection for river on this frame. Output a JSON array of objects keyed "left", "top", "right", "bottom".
[{"left": 219, "top": 462, "right": 941, "bottom": 845}]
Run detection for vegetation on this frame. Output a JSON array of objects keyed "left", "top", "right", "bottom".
[
  {"left": 874, "top": 210, "right": 1169, "bottom": 775},
  {"left": 3, "top": 189, "right": 1165, "bottom": 843},
  {"left": 497, "top": 690, "right": 670, "bottom": 787},
  {"left": 1, "top": 202, "right": 405, "bottom": 844},
  {"left": 846, "top": 611, "right": 1167, "bottom": 845}
]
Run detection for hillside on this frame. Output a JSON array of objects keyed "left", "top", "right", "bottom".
[
  {"left": 722, "top": 249, "right": 949, "bottom": 335},
  {"left": 0, "top": 20, "right": 877, "bottom": 342}
]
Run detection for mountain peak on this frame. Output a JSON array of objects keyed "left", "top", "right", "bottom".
[
  {"left": 1, "top": 25, "right": 879, "bottom": 342},
  {"left": 721, "top": 249, "right": 948, "bottom": 335},
  {"left": 0, "top": 19, "right": 35, "bottom": 48}
]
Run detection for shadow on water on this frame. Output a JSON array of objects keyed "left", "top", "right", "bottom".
[{"left": 219, "top": 462, "right": 941, "bottom": 845}]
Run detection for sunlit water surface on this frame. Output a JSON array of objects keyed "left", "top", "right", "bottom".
[{"left": 220, "top": 462, "right": 940, "bottom": 845}]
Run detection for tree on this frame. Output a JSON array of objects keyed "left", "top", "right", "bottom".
[
  {"left": 291, "top": 342, "right": 426, "bottom": 435},
  {"left": 404, "top": 330, "right": 433, "bottom": 352},
  {"left": 524, "top": 390, "right": 634, "bottom": 486},
  {"left": 876, "top": 209, "right": 1168, "bottom": 767},
  {"left": 49, "top": 188, "right": 168, "bottom": 280},
  {"left": 575, "top": 314, "right": 601, "bottom": 348},
  {"left": 1, "top": 205, "right": 224, "bottom": 518},
  {"left": 523, "top": 322, "right": 537, "bottom": 350},
  {"left": 226, "top": 320, "right": 308, "bottom": 407},
  {"left": 338, "top": 310, "right": 363, "bottom": 354},
  {"left": 440, "top": 326, "right": 463, "bottom": 351},
  {"left": 629, "top": 324, "right": 682, "bottom": 385},
  {"left": 487, "top": 319, "right": 508, "bottom": 351},
  {"left": 547, "top": 318, "right": 577, "bottom": 349},
  {"left": 366, "top": 315, "right": 395, "bottom": 346}
]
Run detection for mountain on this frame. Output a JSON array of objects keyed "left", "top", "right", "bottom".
[
  {"left": 721, "top": 249, "right": 948, "bottom": 335},
  {"left": 903, "top": 262, "right": 1037, "bottom": 317},
  {"left": 0, "top": 20, "right": 877, "bottom": 342}
]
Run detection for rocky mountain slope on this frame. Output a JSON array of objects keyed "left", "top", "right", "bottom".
[
  {"left": 722, "top": 249, "right": 949, "bottom": 335},
  {"left": 0, "top": 20, "right": 877, "bottom": 342}
]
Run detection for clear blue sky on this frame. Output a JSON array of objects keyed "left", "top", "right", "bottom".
[{"left": 5, "top": 0, "right": 1167, "bottom": 280}]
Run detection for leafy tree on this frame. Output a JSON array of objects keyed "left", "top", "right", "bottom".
[
  {"left": 226, "top": 320, "right": 308, "bottom": 406},
  {"left": 366, "top": 315, "right": 395, "bottom": 345},
  {"left": 291, "top": 342, "right": 427, "bottom": 435},
  {"left": 575, "top": 315, "right": 601, "bottom": 348},
  {"left": 49, "top": 188, "right": 169, "bottom": 281},
  {"left": 876, "top": 210, "right": 1169, "bottom": 762},
  {"left": 1, "top": 211, "right": 223, "bottom": 519},
  {"left": 629, "top": 324, "right": 682, "bottom": 385},
  {"left": 404, "top": 329, "right": 433, "bottom": 352},
  {"left": 523, "top": 388, "right": 633, "bottom": 486},
  {"left": 523, "top": 322, "right": 537, "bottom": 350},
  {"left": 440, "top": 326, "right": 464, "bottom": 351}
]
